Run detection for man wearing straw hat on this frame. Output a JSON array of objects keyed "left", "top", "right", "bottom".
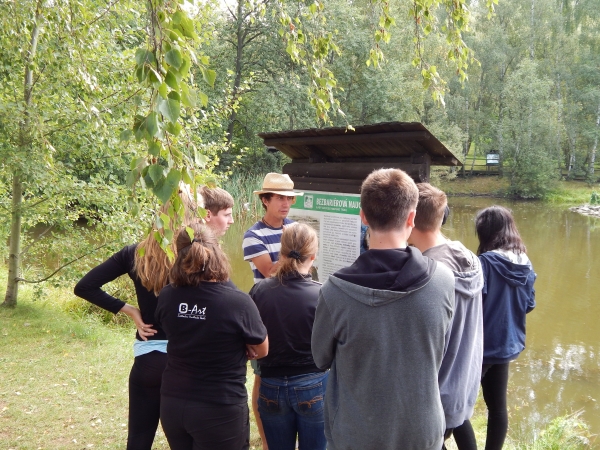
[
  {"left": 243, "top": 172, "right": 304, "bottom": 284},
  {"left": 242, "top": 172, "right": 303, "bottom": 450}
]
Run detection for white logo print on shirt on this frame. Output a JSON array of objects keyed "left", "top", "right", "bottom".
[{"left": 178, "top": 303, "right": 207, "bottom": 320}]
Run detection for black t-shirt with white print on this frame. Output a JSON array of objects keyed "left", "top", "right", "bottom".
[{"left": 155, "top": 281, "right": 267, "bottom": 405}]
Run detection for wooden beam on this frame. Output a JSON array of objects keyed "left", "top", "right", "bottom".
[
  {"left": 264, "top": 131, "right": 431, "bottom": 148},
  {"left": 283, "top": 162, "right": 428, "bottom": 180},
  {"left": 292, "top": 180, "right": 362, "bottom": 194}
]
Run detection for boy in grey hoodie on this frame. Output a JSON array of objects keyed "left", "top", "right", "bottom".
[
  {"left": 311, "top": 169, "right": 455, "bottom": 450},
  {"left": 409, "top": 183, "right": 484, "bottom": 450}
]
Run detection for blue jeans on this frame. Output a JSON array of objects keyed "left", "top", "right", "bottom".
[{"left": 258, "top": 371, "right": 328, "bottom": 450}]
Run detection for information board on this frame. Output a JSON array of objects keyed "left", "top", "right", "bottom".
[{"left": 289, "top": 190, "right": 362, "bottom": 282}]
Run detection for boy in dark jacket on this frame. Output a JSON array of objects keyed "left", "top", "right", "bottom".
[{"left": 312, "top": 169, "right": 455, "bottom": 450}]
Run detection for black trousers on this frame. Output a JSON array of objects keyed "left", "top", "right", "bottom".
[
  {"left": 445, "top": 419, "right": 478, "bottom": 450},
  {"left": 481, "top": 362, "right": 510, "bottom": 450},
  {"left": 127, "top": 351, "right": 168, "bottom": 450},
  {"left": 160, "top": 395, "right": 250, "bottom": 450}
]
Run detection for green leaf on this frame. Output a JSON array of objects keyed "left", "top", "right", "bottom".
[
  {"left": 148, "top": 164, "right": 164, "bottom": 184},
  {"left": 165, "top": 121, "right": 182, "bottom": 136},
  {"left": 153, "top": 168, "right": 182, "bottom": 204},
  {"left": 202, "top": 68, "right": 216, "bottom": 87},
  {"left": 145, "top": 112, "right": 160, "bottom": 138},
  {"left": 172, "top": 10, "right": 185, "bottom": 25},
  {"left": 147, "top": 67, "right": 162, "bottom": 88},
  {"left": 160, "top": 212, "right": 171, "bottom": 226},
  {"left": 198, "top": 91, "right": 208, "bottom": 107},
  {"left": 130, "top": 156, "right": 145, "bottom": 170},
  {"left": 181, "top": 167, "right": 193, "bottom": 184},
  {"left": 165, "top": 49, "right": 183, "bottom": 69},
  {"left": 165, "top": 69, "right": 179, "bottom": 90},
  {"left": 148, "top": 141, "right": 161, "bottom": 157},
  {"left": 185, "top": 226, "right": 194, "bottom": 242},
  {"left": 158, "top": 82, "right": 168, "bottom": 99},
  {"left": 179, "top": 55, "right": 191, "bottom": 78},
  {"left": 168, "top": 91, "right": 181, "bottom": 101},
  {"left": 135, "top": 48, "right": 155, "bottom": 66},
  {"left": 158, "top": 97, "right": 180, "bottom": 124},
  {"left": 180, "top": 84, "right": 197, "bottom": 108}
]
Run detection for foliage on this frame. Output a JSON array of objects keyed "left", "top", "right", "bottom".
[{"left": 514, "top": 412, "right": 593, "bottom": 450}]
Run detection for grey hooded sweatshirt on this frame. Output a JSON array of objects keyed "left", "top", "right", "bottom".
[
  {"left": 312, "top": 247, "right": 454, "bottom": 450},
  {"left": 424, "top": 241, "right": 484, "bottom": 429}
]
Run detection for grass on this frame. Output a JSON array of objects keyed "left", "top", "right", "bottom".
[
  {"left": 0, "top": 279, "right": 263, "bottom": 450},
  {"left": 0, "top": 277, "right": 595, "bottom": 450}
]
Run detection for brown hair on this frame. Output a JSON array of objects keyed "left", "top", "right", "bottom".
[
  {"left": 169, "top": 223, "right": 231, "bottom": 286},
  {"left": 475, "top": 205, "right": 527, "bottom": 255},
  {"left": 360, "top": 168, "right": 418, "bottom": 231},
  {"left": 274, "top": 222, "right": 318, "bottom": 282},
  {"left": 134, "top": 184, "right": 200, "bottom": 295},
  {"left": 199, "top": 186, "right": 234, "bottom": 215},
  {"left": 259, "top": 193, "right": 273, "bottom": 211},
  {"left": 414, "top": 183, "right": 448, "bottom": 232}
]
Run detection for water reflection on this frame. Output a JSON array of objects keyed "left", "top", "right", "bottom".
[{"left": 222, "top": 197, "right": 600, "bottom": 436}]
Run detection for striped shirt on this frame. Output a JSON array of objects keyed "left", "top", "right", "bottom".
[{"left": 242, "top": 218, "right": 293, "bottom": 284}]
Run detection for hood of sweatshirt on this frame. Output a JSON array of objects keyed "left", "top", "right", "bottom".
[
  {"left": 423, "top": 240, "right": 484, "bottom": 300},
  {"left": 480, "top": 251, "right": 532, "bottom": 287},
  {"left": 330, "top": 246, "right": 437, "bottom": 306}
]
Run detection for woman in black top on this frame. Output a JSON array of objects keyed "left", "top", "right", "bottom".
[
  {"left": 250, "top": 222, "right": 327, "bottom": 450},
  {"left": 155, "top": 223, "right": 268, "bottom": 450},
  {"left": 74, "top": 187, "right": 198, "bottom": 450}
]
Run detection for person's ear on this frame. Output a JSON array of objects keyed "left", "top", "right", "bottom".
[
  {"left": 359, "top": 209, "right": 369, "bottom": 226},
  {"left": 406, "top": 210, "right": 416, "bottom": 229},
  {"left": 310, "top": 254, "right": 316, "bottom": 261},
  {"left": 205, "top": 210, "right": 212, "bottom": 222}
]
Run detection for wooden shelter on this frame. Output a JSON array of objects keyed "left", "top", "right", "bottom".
[{"left": 258, "top": 122, "right": 462, "bottom": 194}]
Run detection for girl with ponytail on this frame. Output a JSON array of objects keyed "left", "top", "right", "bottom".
[
  {"left": 249, "top": 222, "right": 328, "bottom": 450},
  {"left": 155, "top": 222, "right": 268, "bottom": 450},
  {"left": 74, "top": 185, "right": 199, "bottom": 450}
]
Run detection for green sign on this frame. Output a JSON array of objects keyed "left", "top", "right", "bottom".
[{"left": 294, "top": 191, "right": 361, "bottom": 215}]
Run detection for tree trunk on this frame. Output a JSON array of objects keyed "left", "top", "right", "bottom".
[
  {"left": 226, "top": 0, "right": 245, "bottom": 144},
  {"left": 589, "top": 102, "right": 600, "bottom": 179},
  {"left": 3, "top": 175, "right": 23, "bottom": 307},
  {"left": 3, "top": 1, "right": 42, "bottom": 307}
]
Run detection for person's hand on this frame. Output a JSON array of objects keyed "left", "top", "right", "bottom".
[
  {"left": 246, "top": 344, "right": 259, "bottom": 360},
  {"left": 120, "top": 304, "right": 157, "bottom": 341}
]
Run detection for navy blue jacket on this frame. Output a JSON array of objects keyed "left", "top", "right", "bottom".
[{"left": 479, "top": 252, "right": 536, "bottom": 364}]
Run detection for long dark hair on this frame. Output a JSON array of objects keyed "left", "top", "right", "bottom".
[
  {"left": 475, "top": 205, "right": 527, "bottom": 256},
  {"left": 169, "top": 223, "right": 230, "bottom": 286}
]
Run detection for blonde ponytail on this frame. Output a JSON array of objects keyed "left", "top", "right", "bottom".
[{"left": 275, "top": 222, "right": 318, "bottom": 282}]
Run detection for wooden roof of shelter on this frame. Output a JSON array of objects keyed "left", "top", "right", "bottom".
[{"left": 258, "top": 121, "right": 462, "bottom": 166}]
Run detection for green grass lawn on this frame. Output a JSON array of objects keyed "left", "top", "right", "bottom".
[
  {"left": 0, "top": 280, "right": 593, "bottom": 449},
  {"left": 0, "top": 283, "right": 262, "bottom": 450}
]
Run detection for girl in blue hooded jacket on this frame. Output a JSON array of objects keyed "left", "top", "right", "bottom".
[{"left": 473, "top": 205, "right": 536, "bottom": 450}]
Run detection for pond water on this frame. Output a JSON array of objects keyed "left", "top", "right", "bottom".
[{"left": 222, "top": 197, "right": 600, "bottom": 438}]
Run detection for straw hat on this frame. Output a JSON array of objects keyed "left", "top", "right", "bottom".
[{"left": 253, "top": 173, "right": 304, "bottom": 196}]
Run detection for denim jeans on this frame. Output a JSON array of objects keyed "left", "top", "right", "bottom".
[{"left": 258, "top": 371, "right": 328, "bottom": 450}]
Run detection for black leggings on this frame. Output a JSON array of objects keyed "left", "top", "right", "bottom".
[
  {"left": 160, "top": 395, "right": 250, "bottom": 450},
  {"left": 481, "top": 363, "right": 510, "bottom": 450},
  {"left": 446, "top": 419, "right": 477, "bottom": 450},
  {"left": 127, "top": 351, "right": 168, "bottom": 450}
]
